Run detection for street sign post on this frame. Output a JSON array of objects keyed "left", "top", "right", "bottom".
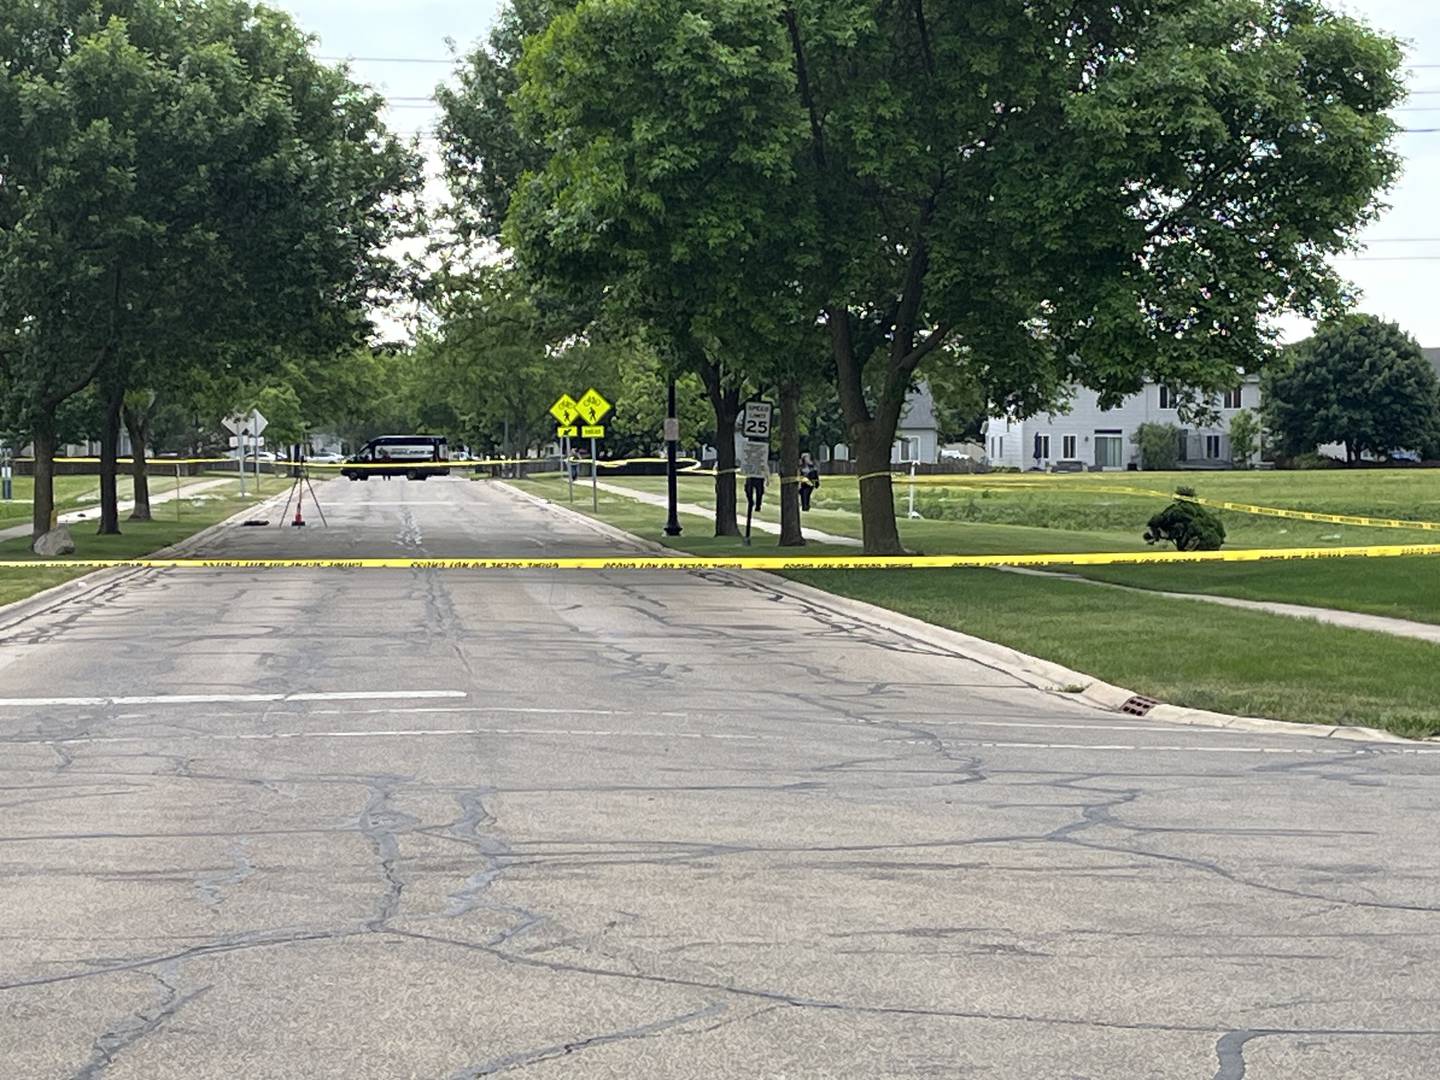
[
  {"left": 740, "top": 438, "right": 770, "bottom": 479},
  {"left": 576, "top": 389, "right": 612, "bottom": 511},
  {"left": 576, "top": 388, "right": 612, "bottom": 427},
  {"left": 552, "top": 391, "right": 612, "bottom": 508},
  {"left": 0, "top": 445, "right": 12, "bottom": 502},
  {"left": 743, "top": 400, "right": 773, "bottom": 441},
  {"left": 739, "top": 400, "right": 774, "bottom": 545},
  {"left": 664, "top": 381, "right": 682, "bottom": 538},
  {"left": 550, "top": 395, "right": 581, "bottom": 502},
  {"left": 223, "top": 410, "right": 268, "bottom": 494},
  {"left": 550, "top": 395, "right": 579, "bottom": 427}
]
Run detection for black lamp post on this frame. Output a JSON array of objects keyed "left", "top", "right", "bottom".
[{"left": 664, "top": 378, "right": 682, "bottom": 536}]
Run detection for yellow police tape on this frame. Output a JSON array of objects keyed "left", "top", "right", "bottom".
[
  {"left": 889, "top": 475, "right": 1440, "bottom": 532},
  {"left": 5, "top": 543, "right": 1440, "bottom": 572},
  {"left": 25, "top": 455, "right": 1440, "bottom": 531}
]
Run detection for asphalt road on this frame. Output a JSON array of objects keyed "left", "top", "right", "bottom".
[{"left": 1, "top": 477, "right": 1438, "bottom": 1079}]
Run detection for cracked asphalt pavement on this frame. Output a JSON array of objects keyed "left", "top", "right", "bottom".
[{"left": 1, "top": 478, "right": 1438, "bottom": 1078}]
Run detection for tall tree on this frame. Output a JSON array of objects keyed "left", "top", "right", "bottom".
[
  {"left": 792, "top": 0, "right": 1404, "bottom": 550},
  {"left": 0, "top": 0, "right": 421, "bottom": 545},
  {"left": 1264, "top": 315, "right": 1440, "bottom": 463},
  {"left": 500, "top": 0, "right": 1404, "bottom": 552},
  {"left": 504, "top": 0, "right": 811, "bottom": 536}
]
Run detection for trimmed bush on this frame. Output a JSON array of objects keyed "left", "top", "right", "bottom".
[
  {"left": 1144, "top": 501, "right": 1226, "bottom": 551},
  {"left": 1132, "top": 422, "right": 1181, "bottom": 471}
]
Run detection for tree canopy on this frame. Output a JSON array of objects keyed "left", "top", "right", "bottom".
[
  {"left": 494, "top": 0, "right": 1404, "bottom": 551},
  {"left": 0, "top": 0, "right": 421, "bottom": 541},
  {"left": 1265, "top": 315, "right": 1440, "bottom": 463}
]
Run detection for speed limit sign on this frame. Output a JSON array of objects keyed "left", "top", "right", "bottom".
[{"left": 742, "top": 400, "right": 773, "bottom": 441}]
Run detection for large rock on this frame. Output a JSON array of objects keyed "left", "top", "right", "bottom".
[{"left": 32, "top": 526, "right": 76, "bottom": 557}]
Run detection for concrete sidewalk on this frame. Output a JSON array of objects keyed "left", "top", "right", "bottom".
[
  {"left": 0, "top": 476, "right": 234, "bottom": 543},
  {"left": 591, "top": 479, "right": 863, "bottom": 546}
]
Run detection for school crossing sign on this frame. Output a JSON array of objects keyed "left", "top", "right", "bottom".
[
  {"left": 550, "top": 394, "right": 580, "bottom": 438},
  {"left": 553, "top": 388, "right": 612, "bottom": 440},
  {"left": 576, "top": 388, "right": 612, "bottom": 430}
]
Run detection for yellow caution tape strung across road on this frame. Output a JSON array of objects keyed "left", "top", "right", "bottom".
[
  {"left": 5, "top": 543, "right": 1440, "bottom": 572},
  {"left": 24, "top": 454, "right": 1440, "bottom": 531}
]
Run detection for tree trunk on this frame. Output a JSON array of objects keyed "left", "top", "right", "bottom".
[
  {"left": 123, "top": 404, "right": 151, "bottom": 522},
  {"left": 778, "top": 380, "right": 804, "bottom": 547},
  {"left": 854, "top": 432, "right": 904, "bottom": 554},
  {"left": 712, "top": 422, "right": 740, "bottom": 536},
  {"left": 700, "top": 363, "right": 741, "bottom": 537},
  {"left": 96, "top": 380, "right": 124, "bottom": 535},
  {"left": 30, "top": 420, "right": 58, "bottom": 547},
  {"left": 827, "top": 307, "right": 910, "bottom": 554}
]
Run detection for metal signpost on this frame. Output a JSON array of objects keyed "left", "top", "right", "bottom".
[
  {"left": 550, "top": 394, "right": 580, "bottom": 501},
  {"left": 1, "top": 445, "right": 12, "bottom": 503},
  {"left": 663, "top": 379, "right": 682, "bottom": 537},
  {"left": 575, "top": 388, "right": 613, "bottom": 512},
  {"left": 740, "top": 400, "right": 773, "bottom": 546},
  {"left": 222, "top": 410, "right": 268, "bottom": 496}
]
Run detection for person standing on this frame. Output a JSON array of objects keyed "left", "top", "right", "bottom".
[{"left": 799, "top": 453, "right": 820, "bottom": 511}]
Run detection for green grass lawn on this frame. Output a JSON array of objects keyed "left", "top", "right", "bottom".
[
  {"left": 586, "top": 471, "right": 1440, "bottom": 623},
  {"left": 511, "top": 473, "right": 1440, "bottom": 738},
  {"left": 1069, "top": 559, "right": 1440, "bottom": 626},
  {"left": 606, "top": 468, "right": 1440, "bottom": 547},
  {"left": 0, "top": 478, "right": 292, "bottom": 608},
  {"left": 792, "top": 569, "right": 1440, "bottom": 740},
  {"left": 0, "top": 476, "right": 131, "bottom": 524}
]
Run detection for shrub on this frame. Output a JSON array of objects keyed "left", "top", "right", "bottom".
[
  {"left": 1279, "top": 452, "right": 1344, "bottom": 470},
  {"left": 1132, "top": 422, "right": 1181, "bottom": 471},
  {"left": 1144, "top": 501, "right": 1226, "bottom": 551},
  {"left": 1228, "top": 409, "right": 1261, "bottom": 468}
]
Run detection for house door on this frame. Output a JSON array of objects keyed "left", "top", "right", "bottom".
[{"left": 1094, "top": 434, "right": 1123, "bottom": 469}]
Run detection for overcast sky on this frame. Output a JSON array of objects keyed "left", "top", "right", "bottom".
[{"left": 280, "top": 0, "right": 1440, "bottom": 346}]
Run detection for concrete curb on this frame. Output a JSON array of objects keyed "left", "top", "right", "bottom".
[
  {"left": 498, "top": 481, "right": 1419, "bottom": 747},
  {"left": 0, "top": 483, "right": 298, "bottom": 635}
]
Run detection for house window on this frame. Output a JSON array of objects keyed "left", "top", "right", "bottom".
[
  {"left": 1223, "top": 387, "right": 1243, "bottom": 409},
  {"left": 1062, "top": 434, "right": 1077, "bottom": 459},
  {"left": 1159, "top": 385, "right": 1175, "bottom": 409},
  {"left": 1206, "top": 434, "right": 1222, "bottom": 459},
  {"left": 992, "top": 436, "right": 1003, "bottom": 459},
  {"left": 1035, "top": 435, "right": 1050, "bottom": 460}
]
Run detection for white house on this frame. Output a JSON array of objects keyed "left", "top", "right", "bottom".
[
  {"left": 985, "top": 377, "right": 1263, "bottom": 471},
  {"left": 826, "top": 384, "right": 944, "bottom": 465},
  {"left": 893, "top": 384, "right": 941, "bottom": 464}
]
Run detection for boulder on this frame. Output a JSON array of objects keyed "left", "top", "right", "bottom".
[{"left": 32, "top": 526, "right": 76, "bottom": 557}]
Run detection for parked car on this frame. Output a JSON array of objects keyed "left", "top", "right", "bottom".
[{"left": 307, "top": 451, "right": 345, "bottom": 465}]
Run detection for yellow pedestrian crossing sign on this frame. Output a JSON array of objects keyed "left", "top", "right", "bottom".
[
  {"left": 581, "top": 425, "right": 605, "bottom": 439},
  {"left": 576, "top": 388, "right": 612, "bottom": 426},
  {"left": 550, "top": 394, "right": 580, "bottom": 427},
  {"left": 556, "top": 425, "right": 579, "bottom": 438}
]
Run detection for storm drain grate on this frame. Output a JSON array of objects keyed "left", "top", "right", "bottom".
[{"left": 1119, "top": 695, "right": 1161, "bottom": 717}]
